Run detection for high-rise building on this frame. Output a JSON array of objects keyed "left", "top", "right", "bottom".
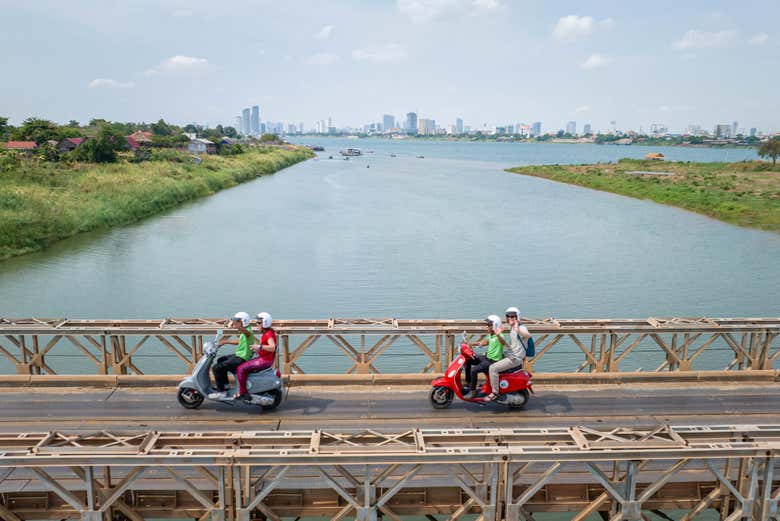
[
  {"left": 235, "top": 116, "right": 243, "bottom": 134},
  {"left": 382, "top": 114, "right": 395, "bottom": 132},
  {"left": 406, "top": 112, "right": 418, "bottom": 134},
  {"left": 417, "top": 118, "right": 435, "bottom": 135},
  {"left": 732, "top": 121, "right": 739, "bottom": 136},
  {"left": 456, "top": 117, "right": 463, "bottom": 134},
  {"left": 250, "top": 106, "right": 260, "bottom": 135},
  {"left": 583, "top": 124, "right": 592, "bottom": 135},
  {"left": 566, "top": 121, "right": 576, "bottom": 135},
  {"left": 532, "top": 122, "right": 542, "bottom": 136},
  {"left": 750, "top": 127, "right": 757, "bottom": 137},
  {"left": 242, "top": 108, "right": 251, "bottom": 136},
  {"left": 714, "top": 124, "right": 732, "bottom": 139}
]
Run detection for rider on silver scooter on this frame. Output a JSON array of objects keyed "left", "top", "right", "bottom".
[
  {"left": 233, "top": 312, "right": 277, "bottom": 401},
  {"left": 208, "top": 311, "right": 255, "bottom": 399}
]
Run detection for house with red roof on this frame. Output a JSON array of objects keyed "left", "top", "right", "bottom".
[
  {"left": 128, "top": 131, "right": 153, "bottom": 145},
  {"left": 3, "top": 141, "right": 38, "bottom": 157},
  {"left": 4, "top": 141, "right": 38, "bottom": 151},
  {"left": 57, "top": 137, "right": 88, "bottom": 152}
]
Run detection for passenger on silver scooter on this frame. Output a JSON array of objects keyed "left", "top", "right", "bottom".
[{"left": 233, "top": 312, "right": 277, "bottom": 401}]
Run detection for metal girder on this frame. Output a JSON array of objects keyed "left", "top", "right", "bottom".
[{"left": 1, "top": 316, "right": 778, "bottom": 377}]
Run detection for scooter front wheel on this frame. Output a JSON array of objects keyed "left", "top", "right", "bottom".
[
  {"left": 430, "top": 386, "right": 454, "bottom": 409},
  {"left": 177, "top": 387, "right": 204, "bottom": 409}
]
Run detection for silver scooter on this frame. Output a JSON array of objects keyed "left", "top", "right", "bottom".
[{"left": 177, "top": 330, "right": 285, "bottom": 410}]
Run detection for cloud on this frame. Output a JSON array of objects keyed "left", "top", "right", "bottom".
[
  {"left": 397, "top": 0, "right": 500, "bottom": 24},
  {"left": 749, "top": 32, "right": 769, "bottom": 45},
  {"left": 580, "top": 53, "right": 609, "bottom": 69},
  {"left": 575, "top": 105, "right": 591, "bottom": 113},
  {"left": 552, "top": 15, "right": 614, "bottom": 42},
  {"left": 88, "top": 78, "right": 135, "bottom": 89},
  {"left": 352, "top": 43, "right": 407, "bottom": 63},
  {"left": 172, "top": 9, "right": 193, "bottom": 17},
  {"left": 145, "top": 55, "right": 210, "bottom": 76},
  {"left": 553, "top": 15, "right": 593, "bottom": 41},
  {"left": 316, "top": 25, "right": 334, "bottom": 39},
  {"left": 673, "top": 29, "right": 737, "bottom": 49},
  {"left": 304, "top": 52, "right": 340, "bottom": 65}
]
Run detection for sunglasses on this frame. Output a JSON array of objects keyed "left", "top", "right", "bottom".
[{"left": 505, "top": 314, "right": 518, "bottom": 319}]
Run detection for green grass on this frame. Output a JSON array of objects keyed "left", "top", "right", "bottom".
[
  {"left": 0, "top": 146, "right": 314, "bottom": 260},
  {"left": 506, "top": 159, "right": 780, "bottom": 233}
]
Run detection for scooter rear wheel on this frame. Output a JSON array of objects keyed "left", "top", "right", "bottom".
[
  {"left": 177, "top": 387, "right": 204, "bottom": 409},
  {"left": 430, "top": 386, "right": 454, "bottom": 409},
  {"left": 261, "top": 389, "right": 283, "bottom": 411}
]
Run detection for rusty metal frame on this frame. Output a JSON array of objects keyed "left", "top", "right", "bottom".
[
  {"left": 0, "top": 317, "right": 778, "bottom": 379},
  {"left": 0, "top": 424, "right": 779, "bottom": 520}
]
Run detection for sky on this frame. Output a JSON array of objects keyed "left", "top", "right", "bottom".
[{"left": 0, "top": 0, "right": 778, "bottom": 133}]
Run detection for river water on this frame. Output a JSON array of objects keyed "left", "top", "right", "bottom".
[{"left": 0, "top": 139, "right": 777, "bottom": 374}]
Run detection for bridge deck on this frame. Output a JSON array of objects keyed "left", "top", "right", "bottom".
[{"left": 1, "top": 381, "right": 778, "bottom": 432}]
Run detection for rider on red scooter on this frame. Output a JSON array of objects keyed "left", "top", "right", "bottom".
[
  {"left": 464, "top": 315, "right": 508, "bottom": 400},
  {"left": 487, "top": 307, "right": 529, "bottom": 400}
]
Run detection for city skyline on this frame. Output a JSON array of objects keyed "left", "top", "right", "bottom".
[{"left": 3, "top": 1, "right": 777, "bottom": 133}]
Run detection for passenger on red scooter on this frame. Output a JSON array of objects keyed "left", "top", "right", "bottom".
[
  {"left": 233, "top": 311, "right": 277, "bottom": 401},
  {"left": 486, "top": 307, "right": 530, "bottom": 401},
  {"left": 465, "top": 315, "right": 507, "bottom": 398}
]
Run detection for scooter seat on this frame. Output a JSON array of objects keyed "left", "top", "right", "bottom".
[{"left": 499, "top": 365, "right": 524, "bottom": 375}]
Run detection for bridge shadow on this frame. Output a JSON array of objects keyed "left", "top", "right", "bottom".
[
  {"left": 458, "top": 392, "right": 574, "bottom": 415},
  {"left": 211, "top": 394, "right": 335, "bottom": 416}
]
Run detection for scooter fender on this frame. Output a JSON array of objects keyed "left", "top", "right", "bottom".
[
  {"left": 177, "top": 376, "right": 197, "bottom": 389},
  {"left": 431, "top": 376, "right": 454, "bottom": 389}
]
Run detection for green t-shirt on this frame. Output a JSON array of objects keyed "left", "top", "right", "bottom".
[
  {"left": 486, "top": 333, "right": 504, "bottom": 361},
  {"left": 234, "top": 327, "right": 256, "bottom": 361}
]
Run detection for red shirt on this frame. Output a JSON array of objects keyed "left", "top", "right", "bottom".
[{"left": 257, "top": 329, "right": 278, "bottom": 364}]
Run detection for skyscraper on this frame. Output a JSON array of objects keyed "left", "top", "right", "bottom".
[
  {"left": 566, "top": 121, "right": 576, "bottom": 135},
  {"left": 406, "top": 112, "right": 418, "bottom": 135},
  {"left": 750, "top": 127, "right": 757, "bottom": 137},
  {"left": 242, "top": 108, "right": 251, "bottom": 136},
  {"left": 532, "top": 122, "right": 542, "bottom": 136},
  {"left": 418, "top": 118, "right": 435, "bottom": 135},
  {"left": 235, "top": 116, "right": 243, "bottom": 134},
  {"left": 251, "top": 106, "right": 260, "bottom": 135},
  {"left": 583, "top": 124, "right": 592, "bottom": 135},
  {"left": 732, "top": 121, "right": 739, "bottom": 136},
  {"left": 714, "top": 124, "right": 732, "bottom": 138},
  {"left": 456, "top": 117, "right": 463, "bottom": 134},
  {"left": 382, "top": 114, "right": 395, "bottom": 132}
]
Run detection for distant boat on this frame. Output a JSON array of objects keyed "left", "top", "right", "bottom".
[
  {"left": 340, "top": 148, "right": 362, "bottom": 157},
  {"left": 645, "top": 152, "right": 665, "bottom": 160},
  {"left": 416, "top": 155, "right": 425, "bottom": 159},
  {"left": 308, "top": 145, "right": 325, "bottom": 151}
]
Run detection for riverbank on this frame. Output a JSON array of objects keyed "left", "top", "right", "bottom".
[
  {"left": 507, "top": 159, "right": 780, "bottom": 233},
  {"left": 0, "top": 146, "right": 313, "bottom": 260}
]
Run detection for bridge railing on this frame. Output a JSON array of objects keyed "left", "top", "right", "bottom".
[{"left": 0, "top": 317, "right": 777, "bottom": 376}]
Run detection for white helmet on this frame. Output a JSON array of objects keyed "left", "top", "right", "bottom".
[
  {"left": 256, "top": 311, "right": 273, "bottom": 329},
  {"left": 505, "top": 306, "right": 520, "bottom": 319},
  {"left": 232, "top": 311, "right": 251, "bottom": 327},
  {"left": 484, "top": 314, "right": 502, "bottom": 331}
]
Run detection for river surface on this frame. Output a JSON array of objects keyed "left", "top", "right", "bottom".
[{"left": 0, "top": 138, "right": 776, "bottom": 373}]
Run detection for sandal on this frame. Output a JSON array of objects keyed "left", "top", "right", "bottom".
[{"left": 486, "top": 393, "right": 498, "bottom": 401}]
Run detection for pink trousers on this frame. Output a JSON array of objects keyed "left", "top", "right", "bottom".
[{"left": 236, "top": 358, "right": 273, "bottom": 395}]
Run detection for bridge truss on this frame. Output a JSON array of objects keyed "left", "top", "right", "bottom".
[
  {"left": 0, "top": 317, "right": 778, "bottom": 377},
  {"left": 0, "top": 424, "right": 779, "bottom": 521}
]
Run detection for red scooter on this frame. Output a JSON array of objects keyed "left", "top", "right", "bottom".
[{"left": 430, "top": 334, "right": 533, "bottom": 409}]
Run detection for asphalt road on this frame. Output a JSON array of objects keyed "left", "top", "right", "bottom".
[{"left": 1, "top": 383, "right": 778, "bottom": 432}]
